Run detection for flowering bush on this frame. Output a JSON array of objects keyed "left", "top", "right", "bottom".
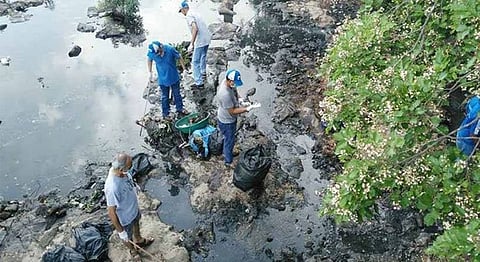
[{"left": 320, "top": 0, "right": 480, "bottom": 259}]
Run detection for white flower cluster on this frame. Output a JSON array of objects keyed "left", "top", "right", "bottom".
[{"left": 325, "top": 182, "right": 358, "bottom": 222}]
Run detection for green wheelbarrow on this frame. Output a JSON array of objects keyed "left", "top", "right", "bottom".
[{"left": 174, "top": 112, "right": 210, "bottom": 134}]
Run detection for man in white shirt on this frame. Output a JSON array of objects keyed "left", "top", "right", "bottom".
[
  {"left": 104, "top": 153, "right": 154, "bottom": 261},
  {"left": 179, "top": 0, "right": 212, "bottom": 89}
]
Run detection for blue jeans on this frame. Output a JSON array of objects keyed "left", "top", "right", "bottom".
[
  {"left": 159, "top": 81, "right": 183, "bottom": 117},
  {"left": 192, "top": 45, "right": 208, "bottom": 85},
  {"left": 218, "top": 120, "right": 236, "bottom": 164}
]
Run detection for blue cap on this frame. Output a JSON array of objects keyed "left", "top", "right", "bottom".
[
  {"left": 148, "top": 41, "right": 163, "bottom": 53},
  {"left": 226, "top": 69, "right": 243, "bottom": 87},
  {"left": 178, "top": 1, "right": 189, "bottom": 12}
]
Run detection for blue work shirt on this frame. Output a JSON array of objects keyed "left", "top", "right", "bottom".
[{"left": 147, "top": 44, "right": 180, "bottom": 87}]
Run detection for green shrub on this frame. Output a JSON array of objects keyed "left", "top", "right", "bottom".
[
  {"left": 319, "top": 0, "right": 480, "bottom": 259},
  {"left": 98, "top": 0, "right": 142, "bottom": 30}
]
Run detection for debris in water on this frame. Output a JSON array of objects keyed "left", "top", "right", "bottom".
[
  {"left": 37, "top": 77, "right": 48, "bottom": 88},
  {"left": 0, "top": 56, "right": 11, "bottom": 66},
  {"left": 0, "top": 24, "right": 7, "bottom": 31}
]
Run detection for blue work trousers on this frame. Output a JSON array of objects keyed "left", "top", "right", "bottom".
[
  {"left": 159, "top": 80, "right": 183, "bottom": 117},
  {"left": 218, "top": 120, "right": 236, "bottom": 164}
]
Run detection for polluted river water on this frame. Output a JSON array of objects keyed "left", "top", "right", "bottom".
[{"left": 0, "top": 0, "right": 255, "bottom": 199}]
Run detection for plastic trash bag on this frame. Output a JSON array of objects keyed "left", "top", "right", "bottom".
[
  {"left": 457, "top": 96, "right": 480, "bottom": 155},
  {"left": 233, "top": 145, "right": 272, "bottom": 191},
  {"left": 130, "top": 153, "right": 154, "bottom": 178},
  {"left": 42, "top": 245, "right": 86, "bottom": 262},
  {"left": 73, "top": 223, "right": 109, "bottom": 261}
]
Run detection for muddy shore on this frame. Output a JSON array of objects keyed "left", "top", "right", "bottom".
[{"left": 0, "top": 0, "right": 437, "bottom": 261}]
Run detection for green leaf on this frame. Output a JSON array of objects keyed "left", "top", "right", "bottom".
[{"left": 424, "top": 210, "right": 439, "bottom": 226}]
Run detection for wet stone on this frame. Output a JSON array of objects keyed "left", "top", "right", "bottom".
[
  {"left": 95, "top": 23, "right": 126, "bottom": 40},
  {"left": 87, "top": 6, "right": 98, "bottom": 17},
  {"left": 295, "top": 145, "right": 307, "bottom": 155},
  {"left": 305, "top": 241, "right": 314, "bottom": 248},
  {"left": 9, "top": 12, "right": 32, "bottom": 23},
  {"left": 281, "top": 157, "right": 303, "bottom": 179},
  {"left": 77, "top": 22, "right": 96, "bottom": 33},
  {"left": 264, "top": 248, "right": 274, "bottom": 258},
  {"left": 68, "top": 45, "right": 82, "bottom": 57},
  {"left": 4, "top": 203, "right": 18, "bottom": 212},
  {"left": 0, "top": 211, "right": 11, "bottom": 220}
]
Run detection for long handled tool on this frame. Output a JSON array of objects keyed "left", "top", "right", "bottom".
[
  {"left": 139, "top": 98, "right": 148, "bottom": 137},
  {"left": 129, "top": 240, "right": 164, "bottom": 262}
]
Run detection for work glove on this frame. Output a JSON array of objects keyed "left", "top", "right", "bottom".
[
  {"left": 246, "top": 102, "right": 261, "bottom": 112},
  {"left": 118, "top": 230, "right": 129, "bottom": 242},
  {"left": 181, "top": 70, "right": 189, "bottom": 80},
  {"left": 239, "top": 98, "right": 251, "bottom": 107}
]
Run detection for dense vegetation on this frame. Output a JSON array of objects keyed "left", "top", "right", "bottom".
[{"left": 319, "top": 0, "right": 480, "bottom": 260}]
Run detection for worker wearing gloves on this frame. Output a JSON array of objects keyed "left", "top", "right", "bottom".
[{"left": 216, "top": 69, "right": 261, "bottom": 168}]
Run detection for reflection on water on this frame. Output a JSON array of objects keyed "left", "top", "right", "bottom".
[{"left": 0, "top": 0, "right": 255, "bottom": 200}]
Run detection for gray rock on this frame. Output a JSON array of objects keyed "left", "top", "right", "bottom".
[
  {"left": 4, "top": 203, "right": 18, "bottom": 212},
  {"left": 0, "top": 3, "right": 8, "bottom": 16},
  {"left": 415, "top": 232, "right": 432, "bottom": 246},
  {"left": 0, "top": 211, "right": 11, "bottom": 220},
  {"left": 295, "top": 145, "right": 307, "bottom": 155},
  {"left": 0, "top": 24, "right": 6, "bottom": 30},
  {"left": 9, "top": 12, "right": 32, "bottom": 23},
  {"left": 68, "top": 45, "right": 82, "bottom": 57},
  {"left": 281, "top": 157, "right": 303, "bottom": 179},
  {"left": 209, "top": 22, "right": 239, "bottom": 40},
  {"left": 225, "top": 46, "right": 241, "bottom": 61},
  {"left": 95, "top": 23, "right": 126, "bottom": 40},
  {"left": 77, "top": 22, "right": 96, "bottom": 33},
  {"left": 87, "top": 6, "right": 98, "bottom": 17}
]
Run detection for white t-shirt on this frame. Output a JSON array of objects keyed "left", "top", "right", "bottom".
[
  {"left": 104, "top": 167, "right": 139, "bottom": 226},
  {"left": 186, "top": 11, "right": 212, "bottom": 48}
]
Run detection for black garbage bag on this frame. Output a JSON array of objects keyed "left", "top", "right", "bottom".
[
  {"left": 233, "top": 145, "right": 272, "bottom": 191},
  {"left": 130, "top": 153, "right": 154, "bottom": 178},
  {"left": 42, "top": 245, "right": 86, "bottom": 262},
  {"left": 208, "top": 129, "right": 224, "bottom": 156},
  {"left": 73, "top": 223, "right": 109, "bottom": 261},
  {"left": 81, "top": 221, "right": 113, "bottom": 240}
]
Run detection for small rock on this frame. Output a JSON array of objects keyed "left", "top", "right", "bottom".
[
  {"left": 0, "top": 211, "right": 11, "bottom": 220},
  {"left": 306, "top": 227, "right": 312, "bottom": 234},
  {"left": 4, "top": 204, "right": 18, "bottom": 212},
  {"left": 0, "top": 24, "right": 6, "bottom": 30},
  {"left": 415, "top": 232, "right": 432, "bottom": 246},
  {"left": 77, "top": 22, "right": 96, "bottom": 33},
  {"left": 68, "top": 45, "right": 82, "bottom": 57},
  {"left": 266, "top": 237, "right": 273, "bottom": 242},
  {"left": 295, "top": 145, "right": 307, "bottom": 155},
  {"left": 304, "top": 241, "right": 314, "bottom": 248},
  {"left": 264, "top": 248, "right": 274, "bottom": 258},
  {"left": 87, "top": 6, "right": 99, "bottom": 17},
  {"left": 256, "top": 74, "right": 264, "bottom": 82}
]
